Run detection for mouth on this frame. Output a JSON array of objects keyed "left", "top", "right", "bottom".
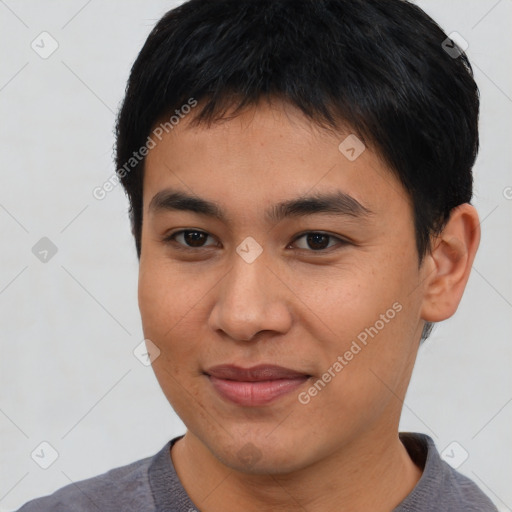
[{"left": 204, "top": 364, "right": 311, "bottom": 406}]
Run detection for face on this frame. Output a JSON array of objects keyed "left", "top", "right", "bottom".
[{"left": 138, "top": 101, "right": 429, "bottom": 474}]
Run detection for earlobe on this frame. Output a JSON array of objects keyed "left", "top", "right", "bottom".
[{"left": 420, "top": 204, "right": 481, "bottom": 322}]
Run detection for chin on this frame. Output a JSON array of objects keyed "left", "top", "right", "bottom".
[{"left": 206, "top": 432, "right": 314, "bottom": 475}]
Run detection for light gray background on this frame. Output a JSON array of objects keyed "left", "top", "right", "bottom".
[{"left": 0, "top": 1, "right": 511, "bottom": 510}]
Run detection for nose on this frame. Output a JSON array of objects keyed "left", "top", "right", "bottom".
[{"left": 207, "top": 253, "right": 293, "bottom": 342}]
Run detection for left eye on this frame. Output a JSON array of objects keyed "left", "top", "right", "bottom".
[{"left": 290, "top": 232, "right": 346, "bottom": 251}]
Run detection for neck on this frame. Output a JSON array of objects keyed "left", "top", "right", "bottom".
[{"left": 171, "top": 427, "right": 423, "bottom": 512}]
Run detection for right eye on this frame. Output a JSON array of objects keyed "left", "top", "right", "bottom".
[{"left": 162, "top": 229, "right": 219, "bottom": 250}]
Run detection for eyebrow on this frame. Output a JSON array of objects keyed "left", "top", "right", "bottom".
[{"left": 148, "top": 188, "right": 373, "bottom": 224}]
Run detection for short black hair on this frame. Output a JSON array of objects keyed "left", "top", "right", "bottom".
[{"left": 115, "top": 0, "right": 479, "bottom": 340}]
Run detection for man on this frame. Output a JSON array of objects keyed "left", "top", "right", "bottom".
[{"left": 18, "top": 0, "right": 498, "bottom": 510}]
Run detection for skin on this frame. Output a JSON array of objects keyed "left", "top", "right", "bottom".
[{"left": 138, "top": 99, "right": 480, "bottom": 511}]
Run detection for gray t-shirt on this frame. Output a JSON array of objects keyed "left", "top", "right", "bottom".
[{"left": 17, "top": 433, "right": 498, "bottom": 511}]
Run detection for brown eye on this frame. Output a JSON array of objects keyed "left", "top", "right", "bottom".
[
  {"left": 182, "top": 231, "right": 208, "bottom": 247},
  {"left": 305, "top": 233, "right": 330, "bottom": 250},
  {"left": 164, "top": 230, "right": 217, "bottom": 249},
  {"left": 292, "top": 232, "right": 347, "bottom": 252}
]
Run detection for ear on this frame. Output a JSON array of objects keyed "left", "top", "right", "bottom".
[{"left": 420, "top": 203, "right": 481, "bottom": 322}]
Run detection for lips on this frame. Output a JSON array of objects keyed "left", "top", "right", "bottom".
[{"left": 204, "top": 364, "right": 311, "bottom": 406}]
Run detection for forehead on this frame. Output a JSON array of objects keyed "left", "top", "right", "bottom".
[{"left": 143, "top": 101, "right": 411, "bottom": 225}]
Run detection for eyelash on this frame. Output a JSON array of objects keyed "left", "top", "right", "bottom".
[{"left": 162, "top": 230, "right": 349, "bottom": 254}]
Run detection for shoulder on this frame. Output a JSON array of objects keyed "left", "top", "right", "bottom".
[
  {"left": 439, "top": 463, "right": 498, "bottom": 512},
  {"left": 16, "top": 449, "right": 162, "bottom": 512},
  {"left": 397, "top": 433, "right": 498, "bottom": 512}
]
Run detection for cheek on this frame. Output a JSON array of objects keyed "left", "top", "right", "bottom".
[
  {"left": 296, "top": 303, "right": 418, "bottom": 441},
  {"left": 138, "top": 260, "right": 196, "bottom": 362},
  {"left": 138, "top": 262, "right": 207, "bottom": 412},
  {"left": 292, "top": 259, "right": 400, "bottom": 342},
  {"left": 138, "top": 256, "right": 201, "bottom": 332},
  {"left": 296, "top": 255, "right": 420, "bottom": 394},
  {"left": 137, "top": 257, "right": 226, "bottom": 377}
]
